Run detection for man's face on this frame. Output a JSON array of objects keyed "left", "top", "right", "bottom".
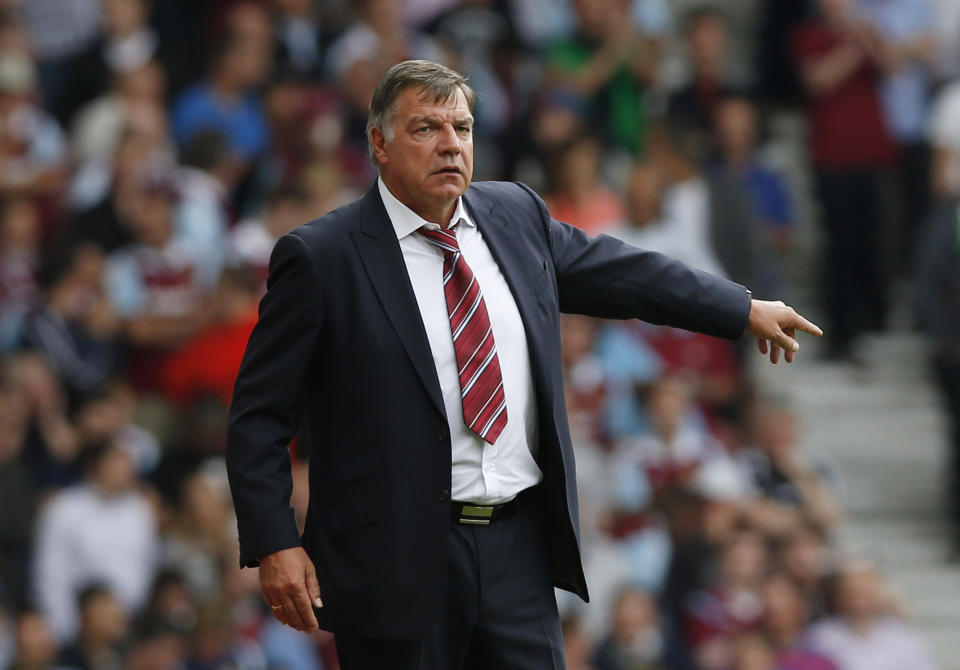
[{"left": 374, "top": 86, "right": 474, "bottom": 223}]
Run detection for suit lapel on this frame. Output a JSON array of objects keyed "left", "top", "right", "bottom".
[
  {"left": 350, "top": 186, "right": 447, "bottom": 419},
  {"left": 464, "top": 189, "right": 555, "bottom": 411}
]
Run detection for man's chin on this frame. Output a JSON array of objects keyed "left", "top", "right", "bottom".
[{"left": 427, "top": 182, "right": 468, "bottom": 200}]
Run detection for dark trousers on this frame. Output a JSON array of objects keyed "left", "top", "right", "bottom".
[
  {"left": 934, "top": 353, "right": 960, "bottom": 534},
  {"left": 816, "top": 169, "right": 887, "bottom": 352},
  {"left": 894, "top": 141, "right": 931, "bottom": 273},
  {"left": 334, "top": 486, "right": 566, "bottom": 670}
]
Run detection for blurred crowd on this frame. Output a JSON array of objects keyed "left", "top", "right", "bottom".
[{"left": 0, "top": 0, "right": 957, "bottom": 669}]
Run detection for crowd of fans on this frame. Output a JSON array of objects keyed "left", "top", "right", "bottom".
[{"left": 0, "top": 0, "right": 956, "bottom": 668}]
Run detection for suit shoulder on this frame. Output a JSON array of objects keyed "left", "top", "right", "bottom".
[
  {"left": 287, "top": 196, "right": 368, "bottom": 250},
  {"left": 468, "top": 180, "right": 545, "bottom": 214}
]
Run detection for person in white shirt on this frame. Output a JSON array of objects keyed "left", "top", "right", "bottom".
[
  {"left": 806, "top": 560, "right": 939, "bottom": 670},
  {"left": 32, "top": 441, "right": 157, "bottom": 643}
]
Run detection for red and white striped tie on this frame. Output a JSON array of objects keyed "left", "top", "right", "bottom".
[{"left": 419, "top": 223, "right": 508, "bottom": 445}]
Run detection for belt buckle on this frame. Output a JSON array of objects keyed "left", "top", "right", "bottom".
[{"left": 458, "top": 504, "right": 494, "bottom": 525}]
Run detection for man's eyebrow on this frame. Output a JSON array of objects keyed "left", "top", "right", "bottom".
[{"left": 407, "top": 115, "right": 474, "bottom": 126}]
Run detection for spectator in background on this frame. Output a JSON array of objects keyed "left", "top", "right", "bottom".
[
  {"left": 0, "top": 54, "right": 67, "bottom": 204},
  {"left": 592, "top": 587, "right": 673, "bottom": 670},
  {"left": 760, "top": 574, "right": 837, "bottom": 670},
  {"left": 738, "top": 398, "right": 843, "bottom": 536},
  {"left": 136, "top": 569, "right": 198, "bottom": 642},
  {"left": 544, "top": 135, "right": 626, "bottom": 236},
  {"left": 614, "top": 375, "right": 723, "bottom": 493},
  {"left": 546, "top": 0, "right": 659, "bottom": 156},
  {"left": 792, "top": 0, "right": 897, "bottom": 360},
  {"left": 6, "top": 611, "right": 57, "bottom": 670},
  {"left": 807, "top": 560, "right": 939, "bottom": 670},
  {"left": 684, "top": 526, "right": 769, "bottom": 670},
  {"left": 20, "top": 245, "right": 119, "bottom": 404},
  {"left": 611, "top": 160, "right": 726, "bottom": 277},
  {"left": 777, "top": 523, "right": 833, "bottom": 622},
  {"left": 71, "top": 381, "right": 160, "bottom": 477},
  {"left": 3, "top": 354, "right": 79, "bottom": 489},
  {"left": 229, "top": 183, "right": 311, "bottom": 288},
  {"left": 67, "top": 102, "right": 174, "bottom": 225},
  {"left": 271, "top": 0, "right": 328, "bottom": 79},
  {"left": 57, "top": 0, "right": 161, "bottom": 126},
  {"left": 18, "top": 0, "right": 101, "bottom": 115},
  {"left": 0, "top": 197, "right": 42, "bottom": 351},
  {"left": 57, "top": 585, "right": 128, "bottom": 670},
  {"left": 326, "top": 0, "right": 445, "bottom": 152},
  {"left": 668, "top": 7, "right": 741, "bottom": 148},
  {"left": 161, "top": 471, "right": 237, "bottom": 601},
  {"left": 857, "top": 0, "right": 936, "bottom": 268},
  {"left": 161, "top": 266, "right": 260, "bottom": 410},
  {"left": 713, "top": 94, "right": 796, "bottom": 298},
  {"left": 102, "top": 175, "right": 211, "bottom": 394},
  {"left": 326, "top": 0, "right": 444, "bottom": 90},
  {"left": 174, "top": 130, "right": 234, "bottom": 282},
  {"left": 33, "top": 442, "right": 157, "bottom": 643},
  {"left": 171, "top": 37, "right": 270, "bottom": 164},
  {"left": 0, "top": 389, "right": 34, "bottom": 610},
  {"left": 646, "top": 122, "right": 758, "bottom": 290},
  {"left": 123, "top": 620, "right": 187, "bottom": 670},
  {"left": 70, "top": 60, "right": 168, "bottom": 167}
]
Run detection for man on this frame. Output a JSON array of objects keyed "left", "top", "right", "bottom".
[{"left": 226, "top": 60, "right": 820, "bottom": 669}]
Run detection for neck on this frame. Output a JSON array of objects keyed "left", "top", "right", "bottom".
[
  {"left": 211, "top": 73, "right": 241, "bottom": 101},
  {"left": 381, "top": 175, "right": 458, "bottom": 227}
]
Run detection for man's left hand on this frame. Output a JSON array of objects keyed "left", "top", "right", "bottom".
[{"left": 746, "top": 299, "right": 823, "bottom": 364}]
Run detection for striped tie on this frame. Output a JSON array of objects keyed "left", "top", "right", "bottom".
[{"left": 419, "top": 223, "right": 508, "bottom": 445}]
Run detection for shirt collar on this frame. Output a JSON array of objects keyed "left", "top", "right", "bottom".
[{"left": 378, "top": 176, "right": 474, "bottom": 240}]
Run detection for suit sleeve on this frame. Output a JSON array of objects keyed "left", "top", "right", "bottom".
[
  {"left": 226, "top": 233, "right": 322, "bottom": 567},
  {"left": 516, "top": 182, "right": 751, "bottom": 339}
]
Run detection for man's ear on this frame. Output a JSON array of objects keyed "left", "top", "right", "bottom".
[{"left": 370, "top": 127, "right": 389, "bottom": 167}]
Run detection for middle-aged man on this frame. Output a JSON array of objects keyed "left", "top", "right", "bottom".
[{"left": 226, "top": 60, "right": 821, "bottom": 670}]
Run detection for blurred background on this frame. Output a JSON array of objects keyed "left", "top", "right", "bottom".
[{"left": 0, "top": 0, "right": 959, "bottom": 669}]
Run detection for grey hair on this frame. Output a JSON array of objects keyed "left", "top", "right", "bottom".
[{"left": 366, "top": 60, "right": 476, "bottom": 167}]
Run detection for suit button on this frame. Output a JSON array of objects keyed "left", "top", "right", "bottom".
[
  {"left": 437, "top": 429, "right": 449, "bottom": 441},
  {"left": 439, "top": 489, "right": 450, "bottom": 501}
]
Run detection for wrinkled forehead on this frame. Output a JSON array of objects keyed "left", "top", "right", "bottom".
[{"left": 395, "top": 86, "right": 472, "bottom": 121}]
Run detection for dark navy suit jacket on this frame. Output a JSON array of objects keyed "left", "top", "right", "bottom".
[{"left": 226, "top": 180, "right": 751, "bottom": 638}]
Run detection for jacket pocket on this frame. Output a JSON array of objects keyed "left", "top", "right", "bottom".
[
  {"left": 323, "top": 488, "right": 384, "bottom": 536},
  {"left": 334, "top": 448, "right": 381, "bottom": 483}
]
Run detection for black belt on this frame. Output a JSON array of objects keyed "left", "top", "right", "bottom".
[{"left": 451, "top": 486, "right": 540, "bottom": 525}]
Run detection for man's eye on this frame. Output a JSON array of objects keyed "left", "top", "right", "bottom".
[
  {"left": 457, "top": 126, "right": 471, "bottom": 133},
  {"left": 416, "top": 126, "right": 430, "bottom": 134}
]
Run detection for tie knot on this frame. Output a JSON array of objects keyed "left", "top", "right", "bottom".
[{"left": 419, "top": 224, "right": 461, "bottom": 256}]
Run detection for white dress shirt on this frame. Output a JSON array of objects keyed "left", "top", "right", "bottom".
[
  {"left": 33, "top": 484, "right": 158, "bottom": 642},
  {"left": 378, "top": 177, "right": 542, "bottom": 504}
]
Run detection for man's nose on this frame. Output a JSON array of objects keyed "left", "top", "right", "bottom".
[{"left": 436, "top": 124, "right": 460, "bottom": 154}]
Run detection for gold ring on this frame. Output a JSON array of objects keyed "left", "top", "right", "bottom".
[{"left": 270, "top": 604, "right": 282, "bottom": 610}]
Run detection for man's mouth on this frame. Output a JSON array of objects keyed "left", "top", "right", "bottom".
[{"left": 434, "top": 167, "right": 462, "bottom": 175}]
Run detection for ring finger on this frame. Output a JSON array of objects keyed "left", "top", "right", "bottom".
[{"left": 268, "top": 599, "right": 293, "bottom": 628}]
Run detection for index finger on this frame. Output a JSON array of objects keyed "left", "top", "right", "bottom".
[{"left": 789, "top": 311, "right": 823, "bottom": 337}]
